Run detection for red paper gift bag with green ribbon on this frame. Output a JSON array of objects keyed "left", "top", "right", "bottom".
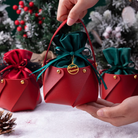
[
  {"left": 100, "top": 47, "right": 138, "bottom": 103},
  {"left": 33, "top": 19, "right": 106, "bottom": 107}
]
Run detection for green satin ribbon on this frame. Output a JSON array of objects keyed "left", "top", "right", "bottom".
[
  {"left": 101, "top": 47, "right": 138, "bottom": 75},
  {"left": 31, "top": 32, "right": 107, "bottom": 89}
]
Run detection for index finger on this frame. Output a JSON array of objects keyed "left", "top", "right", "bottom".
[
  {"left": 57, "top": 0, "right": 74, "bottom": 22},
  {"left": 96, "top": 98, "right": 115, "bottom": 107}
]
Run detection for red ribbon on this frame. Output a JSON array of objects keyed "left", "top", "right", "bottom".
[{"left": 0, "top": 49, "right": 33, "bottom": 79}]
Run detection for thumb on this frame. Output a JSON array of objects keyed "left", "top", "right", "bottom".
[
  {"left": 97, "top": 104, "right": 125, "bottom": 118},
  {"left": 67, "top": 0, "right": 98, "bottom": 26}
]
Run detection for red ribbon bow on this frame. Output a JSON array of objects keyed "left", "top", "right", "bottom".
[{"left": 0, "top": 49, "right": 33, "bottom": 79}]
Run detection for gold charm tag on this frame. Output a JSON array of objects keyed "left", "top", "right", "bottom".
[{"left": 67, "top": 55, "right": 79, "bottom": 75}]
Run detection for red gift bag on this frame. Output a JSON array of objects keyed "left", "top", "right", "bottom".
[
  {"left": 0, "top": 49, "right": 42, "bottom": 112},
  {"left": 100, "top": 73, "right": 138, "bottom": 103},
  {"left": 33, "top": 19, "right": 106, "bottom": 107},
  {"left": 100, "top": 47, "right": 138, "bottom": 103}
]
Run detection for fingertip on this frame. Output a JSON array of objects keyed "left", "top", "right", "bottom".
[
  {"left": 67, "top": 17, "right": 76, "bottom": 26},
  {"left": 97, "top": 109, "right": 105, "bottom": 117},
  {"left": 57, "top": 15, "right": 68, "bottom": 22}
]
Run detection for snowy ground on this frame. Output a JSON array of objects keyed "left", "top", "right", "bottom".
[{"left": 1, "top": 87, "right": 138, "bottom": 138}]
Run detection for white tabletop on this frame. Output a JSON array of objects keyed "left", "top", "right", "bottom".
[{"left": 1, "top": 88, "right": 138, "bottom": 138}]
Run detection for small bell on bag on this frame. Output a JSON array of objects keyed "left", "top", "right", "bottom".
[
  {"left": 33, "top": 19, "right": 106, "bottom": 107},
  {"left": 100, "top": 47, "right": 138, "bottom": 103},
  {"left": 0, "top": 49, "right": 42, "bottom": 112}
]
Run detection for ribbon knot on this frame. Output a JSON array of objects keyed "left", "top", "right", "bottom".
[
  {"left": 30, "top": 32, "right": 107, "bottom": 89},
  {"left": 11, "top": 59, "right": 28, "bottom": 70},
  {"left": 102, "top": 47, "right": 138, "bottom": 75},
  {"left": 0, "top": 49, "right": 33, "bottom": 79},
  {"left": 70, "top": 52, "right": 75, "bottom": 56}
]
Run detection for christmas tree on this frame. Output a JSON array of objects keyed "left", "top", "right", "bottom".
[
  {"left": 87, "top": 0, "right": 138, "bottom": 69},
  {"left": 13, "top": 0, "right": 80, "bottom": 53},
  {"left": 0, "top": 0, "right": 15, "bottom": 60}
]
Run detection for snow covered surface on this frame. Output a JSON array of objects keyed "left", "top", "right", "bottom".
[{"left": 1, "top": 88, "right": 138, "bottom": 138}]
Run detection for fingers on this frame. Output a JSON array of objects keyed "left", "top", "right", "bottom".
[
  {"left": 96, "top": 98, "right": 115, "bottom": 107},
  {"left": 76, "top": 103, "right": 127, "bottom": 126},
  {"left": 57, "top": 0, "right": 73, "bottom": 22},
  {"left": 67, "top": 0, "right": 95, "bottom": 26},
  {"left": 76, "top": 104, "right": 99, "bottom": 117},
  {"left": 57, "top": 0, "right": 99, "bottom": 26},
  {"left": 97, "top": 104, "right": 126, "bottom": 118},
  {"left": 96, "top": 115, "right": 126, "bottom": 127}
]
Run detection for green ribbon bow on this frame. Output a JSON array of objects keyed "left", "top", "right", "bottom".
[
  {"left": 32, "top": 32, "right": 107, "bottom": 89},
  {"left": 102, "top": 47, "right": 138, "bottom": 75}
]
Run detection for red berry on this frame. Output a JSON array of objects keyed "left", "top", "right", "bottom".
[
  {"left": 28, "top": 9, "right": 33, "bottom": 14},
  {"left": 23, "top": 34, "right": 27, "bottom": 38},
  {"left": 43, "top": 17, "right": 45, "bottom": 20},
  {"left": 24, "top": 6, "right": 29, "bottom": 12},
  {"left": 19, "top": 1, "right": 24, "bottom": 5},
  {"left": 20, "top": 20, "right": 25, "bottom": 25},
  {"left": 17, "top": 26, "right": 22, "bottom": 31},
  {"left": 24, "top": 25, "right": 27, "bottom": 30},
  {"left": 13, "top": 5, "right": 18, "bottom": 10},
  {"left": 38, "top": 20, "right": 42, "bottom": 24},
  {"left": 29, "top": 2, "right": 34, "bottom": 7},
  {"left": 35, "top": 13, "right": 38, "bottom": 17},
  {"left": 16, "top": 9, "right": 21, "bottom": 14},
  {"left": 39, "top": 9, "right": 42, "bottom": 13},
  {"left": 15, "top": 20, "right": 20, "bottom": 25}
]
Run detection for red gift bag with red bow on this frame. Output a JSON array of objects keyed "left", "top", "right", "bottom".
[{"left": 0, "top": 49, "right": 42, "bottom": 112}]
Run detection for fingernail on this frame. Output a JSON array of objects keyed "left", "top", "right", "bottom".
[
  {"left": 67, "top": 18, "right": 75, "bottom": 26},
  {"left": 97, "top": 110, "right": 104, "bottom": 117}
]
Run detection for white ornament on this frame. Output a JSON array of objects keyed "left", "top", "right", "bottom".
[
  {"left": 105, "top": 26, "right": 112, "bottom": 33},
  {"left": 122, "top": 6, "right": 136, "bottom": 27},
  {"left": 112, "top": 30, "right": 116, "bottom": 35},
  {"left": 115, "top": 26, "right": 121, "bottom": 33},
  {"left": 115, "top": 32, "right": 121, "bottom": 38},
  {"left": 103, "top": 32, "right": 109, "bottom": 39}
]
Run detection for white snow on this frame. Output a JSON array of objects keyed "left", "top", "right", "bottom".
[{"left": 1, "top": 87, "right": 138, "bottom": 138}]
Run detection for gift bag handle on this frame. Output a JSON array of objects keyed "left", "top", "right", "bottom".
[{"left": 44, "top": 19, "right": 96, "bottom": 65}]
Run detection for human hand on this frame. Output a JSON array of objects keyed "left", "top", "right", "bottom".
[
  {"left": 76, "top": 96, "right": 138, "bottom": 126},
  {"left": 57, "top": 0, "right": 99, "bottom": 26}
]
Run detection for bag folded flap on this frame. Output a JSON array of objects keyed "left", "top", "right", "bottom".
[
  {"left": 0, "top": 79, "right": 7, "bottom": 95},
  {"left": 0, "top": 79, "right": 28, "bottom": 110},
  {"left": 73, "top": 66, "right": 98, "bottom": 106},
  {"left": 43, "top": 66, "right": 64, "bottom": 99},
  {"left": 101, "top": 73, "right": 120, "bottom": 99},
  {"left": 43, "top": 66, "right": 93, "bottom": 106},
  {"left": 12, "top": 79, "right": 41, "bottom": 111},
  {"left": 101, "top": 73, "right": 138, "bottom": 100}
]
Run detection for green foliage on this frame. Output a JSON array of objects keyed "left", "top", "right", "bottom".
[
  {"left": 14, "top": 0, "right": 81, "bottom": 53},
  {"left": 0, "top": 1, "right": 15, "bottom": 60},
  {"left": 87, "top": 0, "right": 138, "bottom": 69}
]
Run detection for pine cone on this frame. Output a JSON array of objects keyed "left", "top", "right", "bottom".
[{"left": 0, "top": 111, "right": 16, "bottom": 135}]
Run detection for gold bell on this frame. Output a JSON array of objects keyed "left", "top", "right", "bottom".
[
  {"left": 113, "top": 75, "right": 117, "bottom": 79},
  {"left": 83, "top": 69, "right": 87, "bottom": 73},
  {"left": 134, "top": 75, "right": 137, "bottom": 79},
  {"left": 1, "top": 79, "right": 4, "bottom": 83},
  {"left": 20, "top": 80, "right": 25, "bottom": 84},
  {"left": 57, "top": 69, "right": 61, "bottom": 74},
  {"left": 95, "top": 62, "right": 98, "bottom": 67}
]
